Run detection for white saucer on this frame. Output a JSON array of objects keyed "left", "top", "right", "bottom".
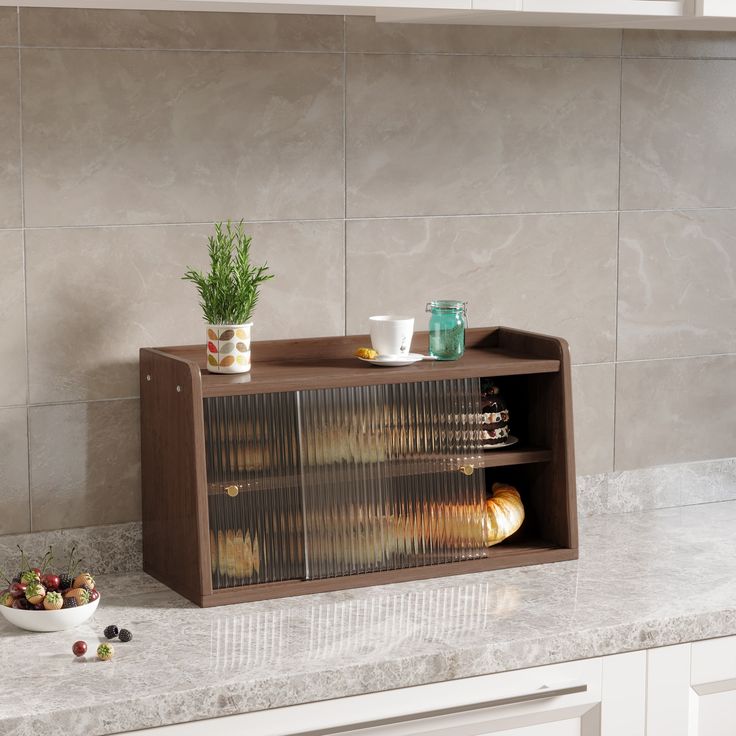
[
  {"left": 482, "top": 436, "right": 519, "bottom": 450},
  {"left": 359, "top": 353, "right": 426, "bottom": 367}
]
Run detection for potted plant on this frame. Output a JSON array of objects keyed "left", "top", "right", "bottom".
[{"left": 183, "top": 221, "right": 274, "bottom": 374}]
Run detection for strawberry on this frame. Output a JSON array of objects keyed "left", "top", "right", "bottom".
[
  {"left": 43, "top": 591, "right": 63, "bottom": 610},
  {"left": 25, "top": 582, "right": 46, "bottom": 605},
  {"left": 63, "top": 588, "right": 90, "bottom": 606},
  {"left": 73, "top": 573, "right": 95, "bottom": 591},
  {"left": 96, "top": 643, "right": 114, "bottom": 661}
]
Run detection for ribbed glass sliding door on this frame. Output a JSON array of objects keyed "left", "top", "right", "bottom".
[
  {"left": 298, "top": 378, "right": 487, "bottom": 580},
  {"left": 204, "top": 378, "right": 487, "bottom": 589},
  {"left": 204, "top": 392, "right": 305, "bottom": 588}
]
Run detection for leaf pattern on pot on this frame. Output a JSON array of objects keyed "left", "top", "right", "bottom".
[
  {"left": 207, "top": 329, "right": 217, "bottom": 341},
  {"left": 220, "top": 342, "right": 235, "bottom": 354},
  {"left": 235, "top": 328, "right": 247, "bottom": 339},
  {"left": 220, "top": 355, "right": 235, "bottom": 367},
  {"left": 219, "top": 329, "right": 235, "bottom": 341},
  {"left": 236, "top": 342, "right": 248, "bottom": 353},
  {"left": 207, "top": 354, "right": 218, "bottom": 366},
  {"left": 207, "top": 341, "right": 218, "bottom": 353},
  {"left": 236, "top": 354, "right": 249, "bottom": 366}
]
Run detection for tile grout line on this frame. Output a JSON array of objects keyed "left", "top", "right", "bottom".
[
  {"left": 0, "top": 396, "right": 141, "bottom": 413},
  {"left": 11, "top": 43, "right": 622, "bottom": 59},
  {"left": 343, "top": 14, "right": 348, "bottom": 337},
  {"left": 612, "top": 47, "right": 624, "bottom": 473},
  {"left": 9, "top": 204, "right": 736, "bottom": 233},
  {"left": 16, "top": 43, "right": 736, "bottom": 62},
  {"left": 16, "top": 6, "right": 33, "bottom": 532}
]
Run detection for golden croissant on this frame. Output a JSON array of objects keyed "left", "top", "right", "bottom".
[{"left": 483, "top": 483, "right": 525, "bottom": 546}]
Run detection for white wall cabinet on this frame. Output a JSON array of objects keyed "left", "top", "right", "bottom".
[
  {"left": 5, "top": 0, "right": 736, "bottom": 29},
  {"left": 697, "top": 0, "right": 736, "bottom": 17}
]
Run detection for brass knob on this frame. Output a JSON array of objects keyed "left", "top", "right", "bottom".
[
  {"left": 459, "top": 465, "right": 474, "bottom": 476},
  {"left": 225, "top": 485, "right": 239, "bottom": 498}
]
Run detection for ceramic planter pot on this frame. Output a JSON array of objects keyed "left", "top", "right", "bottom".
[{"left": 206, "top": 323, "right": 252, "bottom": 374}]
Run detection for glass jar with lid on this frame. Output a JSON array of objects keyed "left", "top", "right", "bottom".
[{"left": 425, "top": 300, "right": 468, "bottom": 361}]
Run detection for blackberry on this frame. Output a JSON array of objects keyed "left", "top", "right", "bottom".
[
  {"left": 59, "top": 573, "right": 73, "bottom": 590},
  {"left": 62, "top": 596, "right": 78, "bottom": 609},
  {"left": 118, "top": 629, "right": 132, "bottom": 643},
  {"left": 103, "top": 625, "right": 119, "bottom": 640}
]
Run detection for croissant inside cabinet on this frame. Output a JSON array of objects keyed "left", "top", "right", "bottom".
[{"left": 140, "top": 327, "right": 577, "bottom": 607}]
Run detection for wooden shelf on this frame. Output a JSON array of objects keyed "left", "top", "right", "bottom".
[
  {"left": 154, "top": 328, "right": 561, "bottom": 398},
  {"left": 478, "top": 446, "right": 553, "bottom": 468},
  {"left": 206, "top": 446, "right": 553, "bottom": 495}
]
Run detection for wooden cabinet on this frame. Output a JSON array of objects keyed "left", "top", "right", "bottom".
[
  {"left": 648, "top": 638, "right": 736, "bottom": 736},
  {"left": 140, "top": 327, "right": 577, "bottom": 607}
]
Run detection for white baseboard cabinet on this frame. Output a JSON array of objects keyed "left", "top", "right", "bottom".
[
  {"left": 127, "top": 652, "right": 646, "bottom": 735},
  {"left": 126, "top": 636, "right": 736, "bottom": 735},
  {"left": 648, "top": 638, "right": 736, "bottom": 736}
]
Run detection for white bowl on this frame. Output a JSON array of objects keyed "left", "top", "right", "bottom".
[{"left": 0, "top": 596, "right": 99, "bottom": 632}]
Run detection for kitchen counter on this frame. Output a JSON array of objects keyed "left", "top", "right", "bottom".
[{"left": 3, "top": 500, "right": 736, "bottom": 736}]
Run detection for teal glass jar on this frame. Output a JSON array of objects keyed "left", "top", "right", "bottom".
[{"left": 426, "top": 300, "right": 468, "bottom": 361}]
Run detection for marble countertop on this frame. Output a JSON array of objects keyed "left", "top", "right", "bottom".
[{"left": 3, "top": 500, "right": 736, "bottom": 735}]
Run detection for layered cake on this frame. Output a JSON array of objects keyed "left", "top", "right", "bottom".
[{"left": 480, "top": 381, "right": 510, "bottom": 447}]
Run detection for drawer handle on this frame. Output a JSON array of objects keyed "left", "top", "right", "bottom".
[{"left": 295, "top": 684, "right": 588, "bottom": 735}]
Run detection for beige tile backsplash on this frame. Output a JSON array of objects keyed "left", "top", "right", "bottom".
[
  {"left": 622, "top": 29, "right": 736, "bottom": 58},
  {"left": 25, "top": 221, "right": 344, "bottom": 403},
  {"left": 0, "top": 8, "right": 16, "bottom": 47},
  {"left": 615, "top": 356, "right": 736, "bottom": 470},
  {"left": 0, "top": 48, "right": 21, "bottom": 229},
  {"left": 0, "top": 230, "right": 27, "bottom": 406},
  {"left": 346, "top": 213, "right": 617, "bottom": 364},
  {"left": 618, "top": 210, "right": 736, "bottom": 361},
  {"left": 0, "top": 408, "right": 30, "bottom": 535},
  {"left": 19, "top": 8, "right": 343, "bottom": 51},
  {"left": 29, "top": 400, "right": 142, "bottom": 531},
  {"left": 0, "top": 9, "right": 734, "bottom": 532},
  {"left": 345, "top": 15, "right": 622, "bottom": 56},
  {"left": 346, "top": 54, "right": 620, "bottom": 218},
  {"left": 571, "top": 364, "right": 615, "bottom": 477},
  {"left": 22, "top": 48, "right": 344, "bottom": 227},
  {"left": 621, "top": 59, "right": 736, "bottom": 210}
]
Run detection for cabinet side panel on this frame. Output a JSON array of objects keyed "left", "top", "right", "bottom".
[
  {"left": 499, "top": 329, "right": 577, "bottom": 551},
  {"left": 141, "top": 349, "right": 208, "bottom": 601}
]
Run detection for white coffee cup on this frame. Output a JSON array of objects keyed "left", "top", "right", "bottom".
[{"left": 369, "top": 315, "right": 415, "bottom": 357}]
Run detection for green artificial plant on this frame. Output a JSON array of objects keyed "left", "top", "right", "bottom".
[{"left": 183, "top": 221, "right": 274, "bottom": 325}]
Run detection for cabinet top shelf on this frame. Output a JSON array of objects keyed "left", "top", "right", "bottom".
[{"left": 143, "top": 326, "right": 566, "bottom": 397}]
